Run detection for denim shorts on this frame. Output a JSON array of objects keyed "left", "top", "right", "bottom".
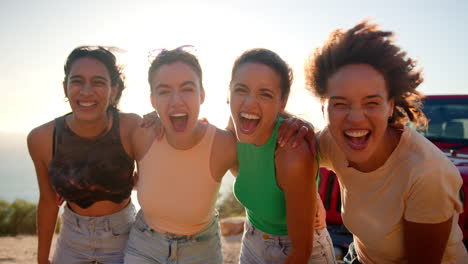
[
  {"left": 52, "top": 202, "right": 136, "bottom": 264},
  {"left": 124, "top": 210, "right": 222, "bottom": 264},
  {"left": 239, "top": 220, "right": 336, "bottom": 264}
]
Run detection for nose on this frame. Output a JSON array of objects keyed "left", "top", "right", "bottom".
[
  {"left": 242, "top": 93, "right": 257, "bottom": 107},
  {"left": 347, "top": 106, "right": 365, "bottom": 122},
  {"left": 80, "top": 81, "right": 93, "bottom": 95},
  {"left": 170, "top": 90, "right": 183, "bottom": 105}
]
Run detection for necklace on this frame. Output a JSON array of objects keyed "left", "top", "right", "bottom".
[{"left": 66, "top": 111, "right": 112, "bottom": 139}]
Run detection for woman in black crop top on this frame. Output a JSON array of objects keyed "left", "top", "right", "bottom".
[{"left": 27, "top": 46, "right": 141, "bottom": 264}]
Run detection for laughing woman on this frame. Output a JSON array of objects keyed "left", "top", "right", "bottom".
[
  {"left": 306, "top": 21, "right": 468, "bottom": 263},
  {"left": 229, "top": 48, "right": 336, "bottom": 264},
  {"left": 124, "top": 47, "right": 238, "bottom": 264}
]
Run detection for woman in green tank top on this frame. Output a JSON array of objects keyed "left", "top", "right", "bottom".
[{"left": 229, "top": 48, "right": 336, "bottom": 264}]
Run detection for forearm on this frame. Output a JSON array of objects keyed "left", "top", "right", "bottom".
[
  {"left": 37, "top": 197, "right": 59, "bottom": 264},
  {"left": 285, "top": 187, "right": 316, "bottom": 263},
  {"left": 404, "top": 217, "right": 452, "bottom": 264}
]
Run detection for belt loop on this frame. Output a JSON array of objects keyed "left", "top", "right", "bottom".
[
  {"left": 106, "top": 218, "right": 111, "bottom": 233},
  {"left": 75, "top": 215, "right": 80, "bottom": 229}
]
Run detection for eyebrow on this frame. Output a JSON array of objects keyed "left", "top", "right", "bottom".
[
  {"left": 69, "top": 75, "right": 109, "bottom": 82},
  {"left": 330, "top": 94, "right": 383, "bottom": 100},
  {"left": 233, "top": 83, "right": 249, "bottom": 89},
  {"left": 155, "top": 80, "right": 197, "bottom": 90},
  {"left": 180, "top": 81, "right": 196, "bottom": 87}
]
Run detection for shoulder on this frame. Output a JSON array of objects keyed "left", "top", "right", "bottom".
[
  {"left": 214, "top": 127, "right": 237, "bottom": 147},
  {"left": 27, "top": 120, "right": 55, "bottom": 162},
  {"left": 118, "top": 112, "right": 142, "bottom": 129},
  {"left": 275, "top": 139, "right": 314, "bottom": 171},
  {"left": 211, "top": 126, "right": 238, "bottom": 175}
]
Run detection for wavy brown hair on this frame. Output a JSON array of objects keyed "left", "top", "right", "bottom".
[{"left": 305, "top": 20, "right": 427, "bottom": 129}]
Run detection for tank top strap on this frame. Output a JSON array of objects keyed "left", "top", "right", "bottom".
[
  {"left": 200, "top": 124, "right": 216, "bottom": 153},
  {"left": 106, "top": 108, "right": 121, "bottom": 141},
  {"left": 52, "top": 113, "right": 71, "bottom": 158}
]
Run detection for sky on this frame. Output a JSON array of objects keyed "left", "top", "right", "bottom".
[{"left": 1, "top": 0, "right": 467, "bottom": 134}]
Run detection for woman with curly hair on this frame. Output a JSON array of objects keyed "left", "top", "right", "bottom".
[{"left": 305, "top": 21, "right": 468, "bottom": 263}]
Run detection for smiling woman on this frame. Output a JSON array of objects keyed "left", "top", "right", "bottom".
[{"left": 27, "top": 46, "right": 141, "bottom": 264}]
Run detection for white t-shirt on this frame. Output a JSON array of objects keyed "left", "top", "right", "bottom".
[{"left": 319, "top": 126, "right": 467, "bottom": 264}]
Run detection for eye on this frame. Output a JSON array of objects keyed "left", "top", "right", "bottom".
[
  {"left": 93, "top": 80, "right": 106, "bottom": 86},
  {"left": 234, "top": 87, "right": 247, "bottom": 93},
  {"left": 366, "top": 101, "right": 379, "bottom": 106},
  {"left": 333, "top": 102, "right": 346, "bottom": 107},
  {"left": 260, "top": 93, "right": 273, "bottom": 99},
  {"left": 182, "top": 87, "right": 194, "bottom": 92},
  {"left": 157, "top": 89, "right": 170, "bottom": 95}
]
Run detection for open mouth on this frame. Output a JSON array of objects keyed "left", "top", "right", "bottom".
[
  {"left": 239, "top": 112, "right": 260, "bottom": 135},
  {"left": 77, "top": 100, "right": 97, "bottom": 109},
  {"left": 170, "top": 113, "right": 188, "bottom": 132},
  {"left": 344, "top": 129, "right": 370, "bottom": 150}
]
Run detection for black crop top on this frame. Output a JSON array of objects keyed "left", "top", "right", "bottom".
[{"left": 48, "top": 109, "right": 135, "bottom": 209}]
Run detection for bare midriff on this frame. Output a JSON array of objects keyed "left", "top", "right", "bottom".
[{"left": 68, "top": 198, "right": 130, "bottom": 217}]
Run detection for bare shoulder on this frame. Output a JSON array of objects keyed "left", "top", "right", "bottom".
[
  {"left": 118, "top": 112, "right": 142, "bottom": 130},
  {"left": 276, "top": 139, "right": 312, "bottom": 165},
  {"left": 214, "top": 127, "right": 237, "bottom": 153},
  {"left": 210, "top": 126, "right": 238, "bottom": 181},
  {"left": 27, "top": 120, "right": 55, "bottom": 163},
  {"left": 276, "top": 140, "right": 316, "bottom": 191}
]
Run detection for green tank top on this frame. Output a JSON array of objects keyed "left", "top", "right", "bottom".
[{"left": 233, "top": 118, "right": 288, "bottom": 235}]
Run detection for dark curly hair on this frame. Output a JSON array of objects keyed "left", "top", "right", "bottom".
[
  {"left": 148, "top": 47, "right": 203, "bottom": 92},
  {"left": 305, "top": 20, "right": 427, "bottom": 129},
  {"left": 63, "top": 46, "right": 126, "bottom": 110},
  {"left": 231, "top": 48, "right": 293, "bottom": 101}
]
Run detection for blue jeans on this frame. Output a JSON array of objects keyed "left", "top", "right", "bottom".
[
  {"left": 239, "top": 220, "right": 336, "bottom": 264},
  {"left": 124, "top": 210, "right": 222, "bottom": 264},
  {"left": 52, "top": 202, "right": 136, "bottom": 264}
]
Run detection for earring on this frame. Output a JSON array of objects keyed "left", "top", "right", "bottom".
[{"left": 64, "top": 97, "right": 69, "bottom": 102}]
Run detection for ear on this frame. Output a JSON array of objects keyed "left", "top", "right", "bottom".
[
  {"left": 150, "top": 93, "right": 157, "bottom": 109},
  {"left": 279, "top": 95, "right": 288, "bottom": 112},
  {"left": 110, "top": 85, "right": 118, "bottom": 105},
  {"left": 200, "top": 89, "right": 205, "bottom": 105},
  {"left": 388, "top": 98, "right": 395, "bottom": 117},
  {"left": 63, "top": 81, "right": 68, "bottom": 97}
]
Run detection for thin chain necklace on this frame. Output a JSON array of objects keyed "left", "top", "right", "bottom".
[{"left": 67, "top": 111, "right": 111, "bottom": 139}]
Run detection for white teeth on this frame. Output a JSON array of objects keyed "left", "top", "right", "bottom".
[
  {"left": 170, "top": 113, "right": 188, "bottom": 117},
  {"left": 345, "top": 130, "right": 369, "bottom": 137},
  {"left": 78, "top": 101, "right": 96, "bottom": 107},
  {"left": 240, "top": 112, "right": 260, "bottom": 120}
]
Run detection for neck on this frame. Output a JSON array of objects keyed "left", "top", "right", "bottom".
[
  {"left": 253, "top": 119, "right": 278, "bottom": 146},
  {"left": 67, "top": 111, "right": 111, "bottom": 138},
  {"left": 165, "top": 121, "right": 207, "bottom": 150}
]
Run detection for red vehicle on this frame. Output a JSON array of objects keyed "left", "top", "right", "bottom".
[{"left": 319, "top": 94, "right": 468, "bottom": 254}]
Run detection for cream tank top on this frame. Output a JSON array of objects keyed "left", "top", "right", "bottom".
[{"left": 137, "top": 124, "right": 220, "bottom": 235}]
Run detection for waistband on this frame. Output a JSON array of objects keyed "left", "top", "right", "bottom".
[
  {"left": 135, "top": 210, "right": 219, "bottom": 242},
  {"left": 62, "top": 201, "right": 135, "bottom": 231}
]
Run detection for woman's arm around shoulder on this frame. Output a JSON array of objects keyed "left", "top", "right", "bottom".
[
  {"left": 275, "top": 139, "right": 317, "bottom": 264},
  {"left": 27, "top": 121, "right": 59, "bottom": 264},
  {"left": 118, "top": 112, "right": 143, "bottom": 161},
  {"left": 211, "top": 128, "right": 238, "bottom": 181}
]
